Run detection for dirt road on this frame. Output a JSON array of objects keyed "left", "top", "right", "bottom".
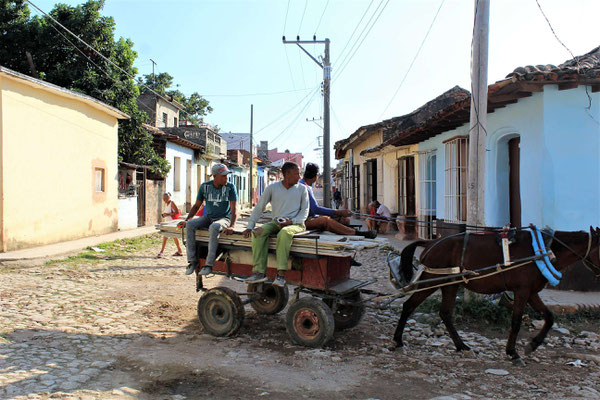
[{"left": 0, "top": 235, "right": 598, "bottom": 399}]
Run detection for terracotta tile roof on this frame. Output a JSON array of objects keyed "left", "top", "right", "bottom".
[{"left": 339, "top": 45, "right": 600, "bottom": 158}]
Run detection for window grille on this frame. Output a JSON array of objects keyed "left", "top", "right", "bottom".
[
  {"left": 418, "top": 151, "right": 437, "bottom": 239},
  {"left": 365, "top": 159, "right": 377, "bottom": 206},
  {"left": 444, "top": 137, "right": 468, "bottom": 223},
  {"left": 352, "top": 165, "right": 360, "bottom": 211}
]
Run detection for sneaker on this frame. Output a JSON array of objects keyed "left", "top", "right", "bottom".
[
  {"left": 185, "top": 262, "right": 198, "bottom": 275},
  {"left": 244, "top": 272, "right": 267, "bottom": 283},
  {"left": 350, "top": 258, "right": 362, "bottom": 267},
  {"left": 272, "top": 274, "right": 286, "bottom": 287},
  {"left": 356, "top": 230, "right": 378, "bottom": 239},
  {"left": 199, "top": 265, "right": 213, "bottom": 276}
]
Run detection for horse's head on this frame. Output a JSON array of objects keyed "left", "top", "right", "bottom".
[{"left": 583, "top": 226, "right": 600, "bottom": 277}]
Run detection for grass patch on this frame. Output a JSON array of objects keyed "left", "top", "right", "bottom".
[
  {"left": 44, "top": 233, "right": 162, "bottom": 267},
  {"left": 415, "top": 291, "right": 513, "bottom": 329},
  {"left": 557, "top": 307, "right": 600, "bottom": 324}
]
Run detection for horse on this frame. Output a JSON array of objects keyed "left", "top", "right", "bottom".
[{"left": 390, "top": 227, "right": 600, "bottom": 365}]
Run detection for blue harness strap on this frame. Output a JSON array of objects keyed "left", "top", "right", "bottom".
[{"left": 529, "top": 226, "right": 561, "bottom": 286}]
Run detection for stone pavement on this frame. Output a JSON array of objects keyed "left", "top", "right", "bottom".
[{"left": 0, "top": 226, "right": 157, "bottom": 262}]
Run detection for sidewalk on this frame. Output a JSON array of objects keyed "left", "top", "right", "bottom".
[{"left": 0, "top": 226, "right": 158, "bottom": 262}]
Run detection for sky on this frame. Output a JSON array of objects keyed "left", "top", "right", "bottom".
[{"left": 29, "top": 0, "right": 600, "bottom": 169}]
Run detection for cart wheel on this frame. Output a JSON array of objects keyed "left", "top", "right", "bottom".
[
  {"left": 247, "top": 283, "right": 289, "bottom": 315},
  {"left": 197, "top": 287, "right": 245, "bottom": 337},
  {"left": 285, "top": 297, "right": 335, "bottom": 347},
  {"left": 325, "top": 290, "right": 365, "bottom": 331}
]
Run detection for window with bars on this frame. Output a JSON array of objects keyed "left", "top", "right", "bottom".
[
  {"left": 444, "top": 137, "right": 468, "bottom": 223},
  {"left": 397, "top": 157, "right": 416, "bottom": 216},
  {"left": 418, "top": 152, "right": 437, "bottom": 239},
  {"left": 352, "top": 165, "right": 360, "bottom": 211},
  {"left": 365, "top": 159, "right": 377, "bottom": 206}
]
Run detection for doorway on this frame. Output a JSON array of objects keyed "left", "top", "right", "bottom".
[{"left": 508, "top": 137, "right": 521, "bottom": 227}]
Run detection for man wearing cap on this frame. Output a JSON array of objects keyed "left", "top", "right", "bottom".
[{"left": 178, "top": 163, "right": 238, "bottom": 275}]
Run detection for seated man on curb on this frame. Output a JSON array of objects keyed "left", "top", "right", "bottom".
[
  {"left": 178, "top": 163, "right": 238, "bottom": 276},
  {"left": 300, "top": 163, "right": 377, "bottom": 240},
  {"left": 366, "top": 200, "right": 392, "bottom": 234},
  {"left": 242, "top": 161, "right": 309, "bottom": 287}
]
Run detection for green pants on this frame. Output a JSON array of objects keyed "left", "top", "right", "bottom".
[{"left": 251, "top": 220, "right": 305, "bottom": 273}]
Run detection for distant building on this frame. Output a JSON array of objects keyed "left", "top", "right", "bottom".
[
  {"left": 268, "top": 148, "right": 303, "bottom": 167},
  {"left": 258, "top": 140, "right": 269, "bottom": 161},
  {"left": 163, "top": 126, "right": 227, "bottom": 159},
  {"left": 137, "top": 91, "right": 184, "bottom": 128},
  {"left": 221, "top": 132, "right": 252, "bottom": 152}
]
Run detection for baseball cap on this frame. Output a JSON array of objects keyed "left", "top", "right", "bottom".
[{"left": 211, "top": 163, "right": 231, "bottom": 176}]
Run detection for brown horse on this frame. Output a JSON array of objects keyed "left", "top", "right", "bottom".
[{"left": 391, "top": 227, "right": 600, "bottom": 365}]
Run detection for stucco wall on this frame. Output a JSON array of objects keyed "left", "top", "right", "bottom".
[
  {"left": 0, "top": 75, "right": 119, "bottom": 251},
  {"left": 416, "top": 85, "right": 600, "bottom": 231},
  {"left": 165, "top": 142, "right": 195, "bottom": 212},
  {"left": 118, "top": 197, "right": 138, "bottom": 230}
]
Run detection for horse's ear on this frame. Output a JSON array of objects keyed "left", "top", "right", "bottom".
[{"left": 596, "top": 227, "right": 600, "bottom": 235}]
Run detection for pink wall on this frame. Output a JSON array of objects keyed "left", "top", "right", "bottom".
[{"left": 267, "top": 148, "right": 303, "bottom": 166}]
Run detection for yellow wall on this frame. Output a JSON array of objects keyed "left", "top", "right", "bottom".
[{"left": 1, "top": 76, "right": 120, "bottom": 251}]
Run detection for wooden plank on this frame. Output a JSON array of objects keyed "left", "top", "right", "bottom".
[
  {"left": 489, "top": 92, "right": 532, "bottom": 103},
  {"left": 558, "top": 81, "right": 579, "bottom": 91}
]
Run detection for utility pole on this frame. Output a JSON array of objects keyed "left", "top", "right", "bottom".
[
  {"left": 250, "top": 104, "right": 254, "bottom": 206},
  {"left": 283, "top": 36, "right": 332, "bottom": 207},
  {"left": 467, "top": 0, "right": 489, "bottom": 227},
  {"left": 149, "top": 59, "right": 157, "bottom": 89}
]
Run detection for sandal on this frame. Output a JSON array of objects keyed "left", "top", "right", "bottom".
[
  {"left": 157, "top": 252, "right": 163, "bottom": 258},
  {"left": 173, "top": 252, "right": 183, "bottom": 256}
]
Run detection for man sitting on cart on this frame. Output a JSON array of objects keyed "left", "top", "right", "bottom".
[
  {"left": 299, "top": 162, "right": 377, "bottom": 240},
  {"left": 242, "top": 161, "right": 309, "bottom": 287},
  {"left": 178, "top": 163, "right": 238, "bottom": 276}
]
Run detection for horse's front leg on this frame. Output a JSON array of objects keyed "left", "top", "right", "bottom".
[
  {"left": 439, "top": 285, "right": 470, "bottom": 351},
  {"left": 506, "top": 289, "right": 530, "bottom": 366},
  {"left": 391, "top": 288, "right": 437, "bottom": 350},
  {"left": 524, "top": 292, "right": 554, "bottom": 355}
]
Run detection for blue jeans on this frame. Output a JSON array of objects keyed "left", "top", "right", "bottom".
[{"left": 186, "top": 216, "right": 230, "bottom": 266}]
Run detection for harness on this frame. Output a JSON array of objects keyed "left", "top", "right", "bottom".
[{"left": 529, "top": 224, "right": 562, "bottom": 286}]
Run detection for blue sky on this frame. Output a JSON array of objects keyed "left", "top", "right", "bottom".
[{"left": 31, "top": 0, "right": 600, "bottom": 168}]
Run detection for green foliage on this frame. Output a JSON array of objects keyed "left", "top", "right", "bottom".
[{"left": 141, "top": 73, "right": 212, "bottom": 125}]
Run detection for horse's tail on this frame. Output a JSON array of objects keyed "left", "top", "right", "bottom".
[{"left": 400, "top": 240, "right": 430, "bottom": 282}]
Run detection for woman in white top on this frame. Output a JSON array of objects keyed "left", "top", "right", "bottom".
[
  {"left": 158, "top": 193, "right": 183, "bottom": 258},
  {"left": 366, "top": 200, "right": 392, "bottom": 234}
]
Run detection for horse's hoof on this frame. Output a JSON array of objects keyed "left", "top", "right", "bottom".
[
  {"left": 511, "top": 357, "right": 526, "bottom": 367},
  {"left": 388, "top": 342, "right": 402, "bottom": 351},
  {"left": 524, "top": 343, "right": 536, "bottom": 355},
  {"left": 456, "top": 344, "right": 471, "bottom": 352}
]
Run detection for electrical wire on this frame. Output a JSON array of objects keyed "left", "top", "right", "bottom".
[
  {"left": 314, "top": 0, "right": 330, "bottom": 35},
  {"left": 379, "top": 0, "right": 446, "bottom": 118},
  {"left": 199, "top": 87, "right": 314, "bottom": 97},
  {"left": 254, "top": 86, "right": 320, "bottom": 136},
  {"left": 334, "top": 0, "right": 375, "bottom": 66},
  {"left": 334, "top": 0, "right": 391, "bottom": 83},
  {"left": 268, "top": 87, "right": 321, "bottom": 146},
  {"left": 282, "top": 0, "right": 291, "bottom": 35},
  {"left": 298, "top": 0, "right": 308, "bottom": 34}
]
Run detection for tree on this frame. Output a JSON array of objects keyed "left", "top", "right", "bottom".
[
  {"left": 0, "top": 0, "right": 171, "bottom": 176},
  {"left": 141, "top": 73, "right": 212, "bottom": 125}
]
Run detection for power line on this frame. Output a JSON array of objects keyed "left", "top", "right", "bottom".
[
  {"left": 298, "top": 0, "right": 308, "bottom": 34},
  {"left": 282, "top": 0, "right": 291, "bottom": 35},
  {"left": 314, "top": 0, "right": 330, "bottom": 35},
  {"left": 334, "top": 0, "right": 391, "bottom": 83},
  {"left": 254, "top": 86, "right": 320, "bottom": 136},
  {"left": 269, "top": 88, "right": 321, "bottom": 146},
  {"left": 334, "top": 0, "right": 375, "bottom": 66},
  {"left": 199, "top": 87, "right": 314, "bottom": 98},
  {"left": 380, "top": 0, "right": 446, "bottom": 118},
  {"left": 25, "top": 0, "right": 167, "bottom": 103}
]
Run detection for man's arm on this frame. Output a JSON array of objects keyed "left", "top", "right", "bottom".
[
  {"left": 178, "top": 199, "right": 203, "bottom": 227},
  {"left": 292, "top": 186, "right": 310, "bottom": 225},
  {"left": 246, "top": 185, "right": 271, "bottom": 230},
  {"left": 224, "top": 201, "right": 237, "bottom": 235},
  {"left": 307, "top": 187, "right": 351, "bottom": 218}
]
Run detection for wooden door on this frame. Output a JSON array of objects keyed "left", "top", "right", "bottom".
[{"left": 508, "top": 137, "right": 521, "bottom": 227}]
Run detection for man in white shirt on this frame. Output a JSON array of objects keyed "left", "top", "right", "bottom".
[
  {"left": 242, "top": 162, "right": 309, "bottom": 287},
  {"left": 366, "top": 200, "right": 392, "bottom": 234}
]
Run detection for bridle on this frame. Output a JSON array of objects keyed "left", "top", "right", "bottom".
[{"left": 543, "top": 230, "right": 600, "bottom": 278}]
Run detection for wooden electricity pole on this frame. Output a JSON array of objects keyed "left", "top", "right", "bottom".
[
  {"left": 249, "top": 104, "right": 254, "bottom": 205},
  {"left": 467, "top": 0, "right": 489, "bottom": 227}
]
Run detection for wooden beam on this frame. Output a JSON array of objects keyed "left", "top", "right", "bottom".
[
  {"left": 516, "top": 82, "right": 544, "bottom": 92},
  {"left": 489, "top": 92, "right": 532, "bottom": 103},
  {"left": 558, "top": 81, "right": 579, "bottom": 91},
  {"left": 592, "top": 84, "right": 600, "bottom": 93}
]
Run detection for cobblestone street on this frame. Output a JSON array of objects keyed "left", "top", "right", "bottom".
[{"left": 1, "top": 234, "right": 599, "bottom": 400}]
